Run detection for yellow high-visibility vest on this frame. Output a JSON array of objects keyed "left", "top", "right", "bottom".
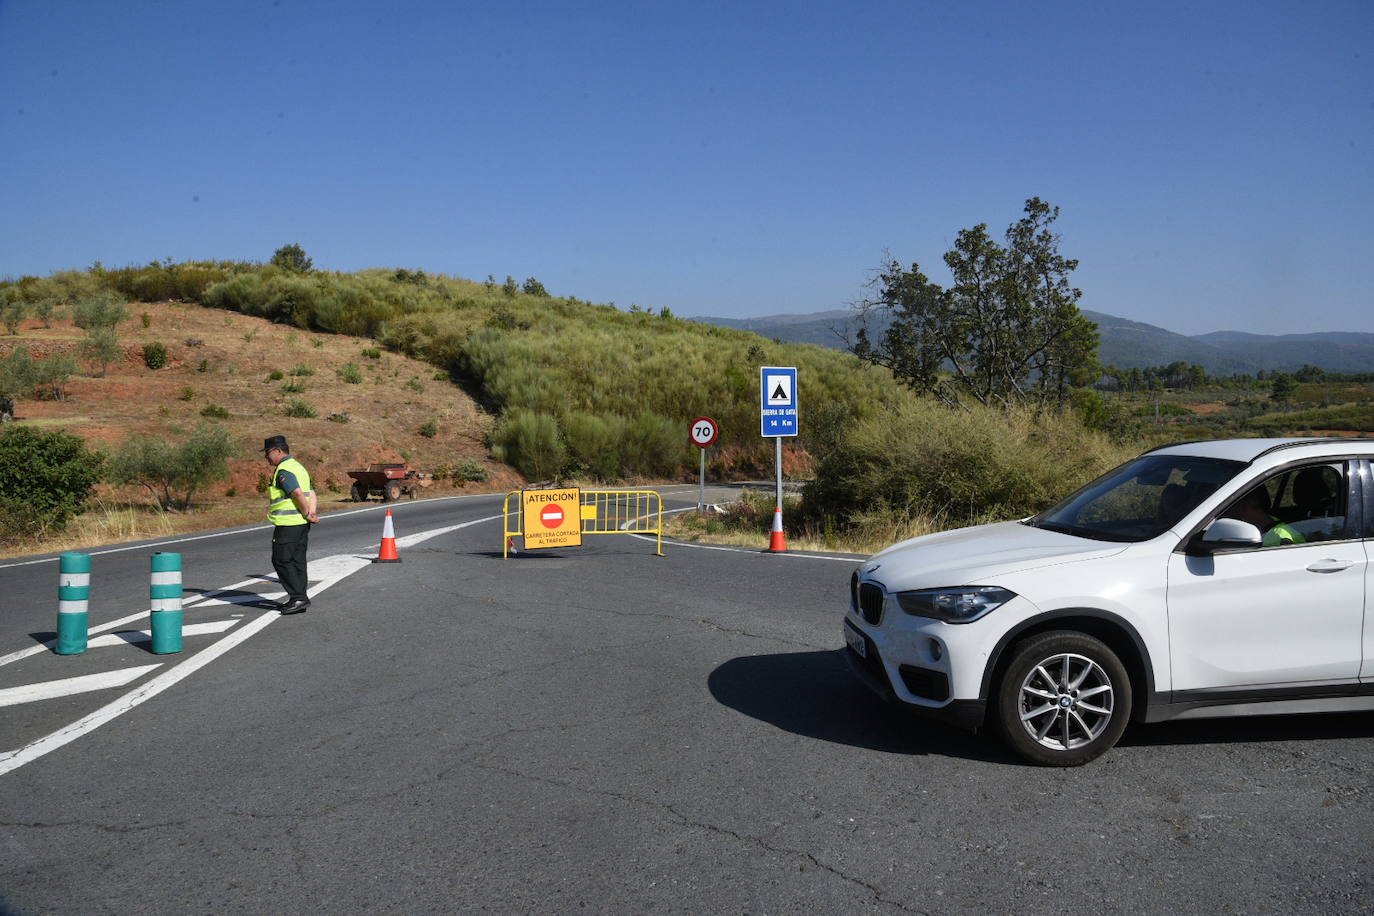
[{"left": 267, "top": 457, "right": 313, "bottom": 526}]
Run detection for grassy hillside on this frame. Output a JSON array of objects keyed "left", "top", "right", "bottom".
[
  {"left": 53, "top": 262, "right": 901, "bottom": 480},
  {"left": 0, "top": 299, "right": 515, "bottom": 555},
  {"left": 0, "top": 258, "right": 1160, "bottom": 555}
]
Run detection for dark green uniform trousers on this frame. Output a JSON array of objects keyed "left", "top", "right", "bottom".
[{"left": 271, "top": 523, "right": 311, "bottom": 602}]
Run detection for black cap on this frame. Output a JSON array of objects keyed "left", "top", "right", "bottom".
[{"left": 263, "top": 435, "right": 289, "bottom": 453}]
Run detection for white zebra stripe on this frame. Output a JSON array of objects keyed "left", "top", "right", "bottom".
[
  {"left": 58, "top": 601, "right": 89, "bottom": 614},
  {"left": 150, "top": 571, "right": 181, "bottom": 586},
  {"left": 59, "top": 573, "right": 90, "bottom": 588}
]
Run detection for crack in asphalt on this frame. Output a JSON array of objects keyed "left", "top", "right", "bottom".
[{"left": 439, "top": 754, "right": 929, "bottom": 915}]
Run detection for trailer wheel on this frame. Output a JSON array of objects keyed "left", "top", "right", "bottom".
[
  {"left": 384, "top": 481, "right": 402, "bottom": 502},
  {"left": 350, "top": 482, "right": 366, "bottom": 502}
]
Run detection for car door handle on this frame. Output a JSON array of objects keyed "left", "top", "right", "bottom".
[{"left": 1306, "top": 559, "right": 1354, "bottom": 573}]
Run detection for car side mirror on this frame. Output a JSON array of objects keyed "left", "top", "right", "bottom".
[{"left": 1199, "top": 518, "right": 1263, "bottom": 551}]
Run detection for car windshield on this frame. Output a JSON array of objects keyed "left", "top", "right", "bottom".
[{"left": 1025, "top": 454, "right": 1245, "bottom": 542}]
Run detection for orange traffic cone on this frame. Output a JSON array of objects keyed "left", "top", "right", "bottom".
[
  {"left": 767, "top": 505, "right": 788, "bottom": 552},
  {"left": 372, "top": 509, "right": 402, "bottom": 563}
]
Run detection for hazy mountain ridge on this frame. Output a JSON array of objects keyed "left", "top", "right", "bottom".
[{"left": 690, "top": 308, "right": 1374, "bottom": 375}]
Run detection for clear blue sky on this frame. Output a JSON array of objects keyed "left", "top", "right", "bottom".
[{"left": 2, "top": 0, "right": 1370, "bottom": 336}]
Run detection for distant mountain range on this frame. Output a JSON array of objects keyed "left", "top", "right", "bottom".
[{"left": 689, "top": 309, "right": 1374, "bottom": 376}]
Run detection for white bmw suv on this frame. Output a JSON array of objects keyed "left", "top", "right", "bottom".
[{"left": 843, "top": 438, "right": 1374, "bottom": 765}]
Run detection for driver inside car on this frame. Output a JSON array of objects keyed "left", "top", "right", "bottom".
[{"left": 1221, "top": 485, "right": 1306, "bottom": 547}]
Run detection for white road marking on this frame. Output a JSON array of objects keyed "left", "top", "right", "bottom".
[
  {"left": 0, "top": 664, "right": 163, "bottom": 708},
  {"left": 86, "top": 619, "right": 239, "bottom": 649},
  {"left": 0, "top": 492, "right": 506, "bottom": 570},
  {"left": 0, "top": 575, "right": 282, "bottom": 669},
  {"left": 0, "top": 514, "right": 504, "bottom": 777}
]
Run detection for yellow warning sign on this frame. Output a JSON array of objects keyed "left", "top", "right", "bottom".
[{"left": 521, "top": 487, "right": 583, "bottom": 549}]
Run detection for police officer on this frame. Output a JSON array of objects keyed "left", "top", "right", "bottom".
[{"left": 263, "top": 435, "right": 318, "bottom": 614}]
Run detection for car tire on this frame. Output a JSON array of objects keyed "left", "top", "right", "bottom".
[{"left": 994, "top": 631, "right": 1132, "bottom": 767}]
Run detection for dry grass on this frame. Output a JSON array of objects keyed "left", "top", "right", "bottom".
[{"left": 663, "top": 502, "right": 946, "bottom": 557}]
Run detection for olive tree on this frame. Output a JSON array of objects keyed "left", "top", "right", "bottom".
[{"left": 107, "top": 421, "right": 237, "bottom": 510}]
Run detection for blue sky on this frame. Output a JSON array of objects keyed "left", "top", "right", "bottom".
[{"left": 2, "top": 0, "right": 1370, "bottom": 335}]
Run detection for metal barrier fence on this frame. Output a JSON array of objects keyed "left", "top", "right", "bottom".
[{"left": 503, "top": 489, "right": 663, "bottom": 558}]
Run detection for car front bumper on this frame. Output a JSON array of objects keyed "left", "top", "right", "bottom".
[{"left": 843, "top": 618, "right": 987, "bottom": 732}]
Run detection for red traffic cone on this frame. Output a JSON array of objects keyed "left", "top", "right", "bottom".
[
  {"left": 767, "top": 505, "right": 788, "bottom": 552},
  {"left": 372, "top": 509, "right": 402, "bottom": 563}
]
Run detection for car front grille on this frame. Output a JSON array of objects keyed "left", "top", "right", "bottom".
[{"left": 857, "top": 583, "right": 884, "bottom": 625}]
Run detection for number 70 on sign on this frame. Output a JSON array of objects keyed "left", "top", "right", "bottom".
[{"left": 690, "top": 417, "right": 719, "bottom": 448}]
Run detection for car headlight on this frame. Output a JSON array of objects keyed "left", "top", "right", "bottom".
[{"left": 894, "top": 586, "right": 1016, "bottom": 623}]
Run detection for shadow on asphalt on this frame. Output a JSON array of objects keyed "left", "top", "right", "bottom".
[
  {"left": 708, "top": 650, "right": 1374, "bottom": 762},
  {"left": 25, "top": 630, "right": 56, "bottom": 647},
  {"left": 707, "top": 649, "right": 1008, "bottom": 763},
  {"left": 183, "top": 585, "right": 280, "bottom": 609},
  {"left": 1122, "top": 711, "right": 1374, "bottom": 749}
]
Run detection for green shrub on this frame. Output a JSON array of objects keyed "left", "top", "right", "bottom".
[
  {"left": 451, "top": 457, "right": 489, "bottom": 483},
  {"left": 283, "top": 398, "right": 317, "bottom": 418},
  {"left": 337, "top": 362, "right": 363, "bottom": 384},
  {"left": 620, "top": 412, "right": 686, "bottom": 478},
  {"left": 362, "top": 347, "right": 381, "bottom": 359},
  {"left": 490, "top": 409, "right": 565, "bottom": 480},
  {"left": 0, "top": 425, "right": 105, "bottom": 543},
  {"left": 178, "top": 387, "right": 195, "bottom": 401},
  {"left": 280, "top": 379, "right": 306, "bottom": 394},
  {"left": 563, "top": 411, "right": 624, "bottom": 480},
  {"left": 142, "top": 341, "right": 168, "bottom": 370},
  {"left": 200, "top": 403, "right": 230, "bottom": 419},
  {"left": 1247, "top": 403, "right": 1374, "bottom": 433},
  {"left": 418, "top": 418, "right": 438, "bottom": 438},
  {"left": 803, "top": 401, "right": 1136, "bottom": 534},
  {"left": 140, "top": 312, "right": 151, "bottom": 328},
  {"left": 268, "top": 369, "right": 284, "bottom": 381},
  {"left": 288, "top": 364, "right": 314, "bottom": 376}
]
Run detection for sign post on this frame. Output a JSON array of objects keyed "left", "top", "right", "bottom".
[
  {"left": 689, "top": 416, "right": 719, "bottom": 512},
  {"left": 759, "top": 367, "right": 798, "bottom": 552}
]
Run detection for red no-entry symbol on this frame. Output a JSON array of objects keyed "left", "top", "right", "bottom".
[{"left": 540, "top": 504, "right": 565, "bottom": 529}]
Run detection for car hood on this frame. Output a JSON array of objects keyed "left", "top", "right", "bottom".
[{"left": 862, "top": 521, "right": 1128, "bottom": 592}]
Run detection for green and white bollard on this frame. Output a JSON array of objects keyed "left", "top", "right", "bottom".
[
  {"left": 56, "top": 552, "right": 91, "bottom": 655},
  {"left": 149, "top": 552, "right": 183, "bottom": 655}
]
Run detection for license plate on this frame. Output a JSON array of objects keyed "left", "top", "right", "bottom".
[{"left": 844, "top": 623, "right": 867, "bottom": 658}]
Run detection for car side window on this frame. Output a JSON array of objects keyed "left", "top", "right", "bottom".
[{"left": 1217, "top": 462, "right": 1351, "bottom": 548}]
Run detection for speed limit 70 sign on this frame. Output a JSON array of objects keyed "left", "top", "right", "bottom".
[{"left": 689, "top": 417, "right": 718, "bottom": 448}]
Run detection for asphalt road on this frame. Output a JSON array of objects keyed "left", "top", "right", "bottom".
[{"left": 1, "top": 487, "right": 1372, "bottom": 914}]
